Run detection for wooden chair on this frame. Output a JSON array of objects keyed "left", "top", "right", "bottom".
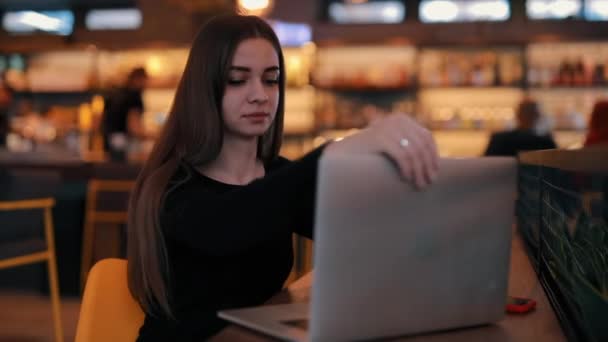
[
  {"left": 75, "top": 258, "right": 145, "bottom": 342},
  {"left": 284, "top": 235, "right": 314, "bottom": 287},
  {"left": 0, "top": 198, "right": 63, "bottom": 342},
  {"left": 80, "top": 179, "right": 135, "bottom": 291}
]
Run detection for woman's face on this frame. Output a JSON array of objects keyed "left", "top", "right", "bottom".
[{"left": 222, "top": 38, "right": 280, "bottom": 140}]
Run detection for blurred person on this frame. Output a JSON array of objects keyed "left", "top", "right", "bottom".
[
  {"left": 584, "top": 100, "right": 608, "bottom": 146},
  {"left": 484, "top": 99, "right": 557, "bottom": 156},
  {"left": 127, "top": 15, "right": 439, "bottom": 341},
  {"left": 12, "top": 99, "right": 42, "bottom": 142},
  {"left": 101, "top": 67, "right": 148, "bottom": 154},
  {"left": 0, "top": 80, "right": 13, "bottom": 147}
]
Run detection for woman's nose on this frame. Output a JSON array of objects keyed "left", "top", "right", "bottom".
[{"left": 247, "top": 80, "right": 269, "bottom": 103}]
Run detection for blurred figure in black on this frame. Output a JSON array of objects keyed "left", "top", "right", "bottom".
[
  {"left": 102, "top": 67, "right": 148, "bottom": 157},
  {"left": 484, "top": 99, "right": 557, "bottom": 156},
  {"left": 0, "top": 79, "right": 14, "bottom": 147}
]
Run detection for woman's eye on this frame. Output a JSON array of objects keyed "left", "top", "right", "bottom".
[
  {"left": 264, "top": 78, "right": 279, "bottom": 85},
  {"left": 227, "top": 79, "right": 246, "bottom": 86}
]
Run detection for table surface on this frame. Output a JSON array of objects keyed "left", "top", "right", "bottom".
[{"left": 211, "top": 228, "right": 566, "bottom": 341}]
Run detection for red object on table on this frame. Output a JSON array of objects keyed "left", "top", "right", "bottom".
[{"left": 506, "top": 296, "right": 537, "bottom": 314}]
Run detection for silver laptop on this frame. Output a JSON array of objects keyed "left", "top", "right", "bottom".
[{"left": 219, "top": 154, "right": 517, "bottom": 341}]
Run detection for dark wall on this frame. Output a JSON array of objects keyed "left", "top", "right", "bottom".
[
  {"left": 274, "top": 0, "right": 608, "bottom": 46},
  {"left": 2, "top": 0, "right": 608, "bottom": 51},
  {"left": 0, "top": 0, "right": 206, "bottom": 52},
  {"left": 73, "top": 0, "right": 196, "bottom": 49},
  {"left": 313, "top": 20, "right": 608, "bottom": 46},
  {"left": 268, "top": 0, "right": 318, "bottom": 24}
]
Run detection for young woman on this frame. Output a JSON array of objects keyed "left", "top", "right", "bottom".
[{"left": 128, "top": 14, "right": 439, "bottom": 341}]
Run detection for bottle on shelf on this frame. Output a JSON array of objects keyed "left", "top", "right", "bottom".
[
  {"left": 573, "top": 58, "right": 588, "bottom": 86},
  {"left": 557, "top": 60, "right": 575, "bottom": 86},
  {"left": 591, "top": 63, "right": 606, "bottom": 85}
]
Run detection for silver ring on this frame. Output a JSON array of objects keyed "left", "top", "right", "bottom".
[{"left": 399, "top": 138, "right": 409, "bottom": 148}]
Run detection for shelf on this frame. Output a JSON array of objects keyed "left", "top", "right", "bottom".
[
  {"left": 314, "top": 85, "right": 528, "bottom": 92},
  {"left": 419, "top": 85, "right": 523, "bottom": 90},
  {"left": 313, "top": 85, "right": 415, "bottom": 93},
  {"left": 527, "top": 86, "right": 608, "bottom": 91},
  {"left": 14, "top": 90, "right": 97, "bottom": 96}
]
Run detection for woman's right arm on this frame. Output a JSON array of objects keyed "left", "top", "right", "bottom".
[{"left": 163, "top": 114, "right": 439, "bottom": 256}]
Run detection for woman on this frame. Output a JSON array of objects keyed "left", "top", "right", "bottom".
[
  {"left": 128, "top": 14, "right": 439, "bottom": 341},
  {"left": 584, "top": 100, "right": 608, "bottom": 146}
]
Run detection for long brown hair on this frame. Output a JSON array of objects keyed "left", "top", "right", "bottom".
[
  {"left": 127, "top": 14, "right": 286, "bottom": 318},
  {"left": 585, "top": 100, "right": 608, "bottom": 146}
]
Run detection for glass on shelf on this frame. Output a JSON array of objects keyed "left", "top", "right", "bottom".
[
  {"left": 424, "top": 105, "right": 516, "bottom": 130},
  {"left": 418, "top": 48, "right": 523, "bottom": 87},
  {"left": 312, "top": 45, "right": 416, "bottom": 90}
]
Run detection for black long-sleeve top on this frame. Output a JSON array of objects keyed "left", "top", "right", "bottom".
[
  {"left": 484, "top": 130, "right": 557, "bottom": 157},
  {"left": 136, "top": 147, "right": 324, "bottom": 341}
]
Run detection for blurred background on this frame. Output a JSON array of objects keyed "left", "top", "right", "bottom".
[
  {"left": 0, "top": 0, "right": 607, "bottom": 160},
  {"left": 0, "top": 1, "right": 608, "bottom": 341}
]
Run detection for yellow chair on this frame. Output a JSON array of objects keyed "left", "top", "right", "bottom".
[
  {"left": 0, "top": 198, "right": 63, "bottom": 342},
  {"left": 75, "top": 258, "right": 144, "bottom": 342},
  {"left": 80, "top": 180, "right": 135, "bottom": 290}
]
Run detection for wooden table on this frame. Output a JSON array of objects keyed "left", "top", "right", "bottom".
[{"left": 211, "top": 228, "right": 565, "bottom": 341}]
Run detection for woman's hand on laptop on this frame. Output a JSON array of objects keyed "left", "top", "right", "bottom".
[{"left": 324, "top": 113, "right": 439, "bottom": 189}]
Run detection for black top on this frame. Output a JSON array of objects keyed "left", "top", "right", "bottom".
[
  {"left": 136, "top": 147, "right": 324, "bottom": 342},
  {"left": 102, "top": 88, "right": 144, "bottom": 138},
  {"left": 484, "top": 130, "right": 557, "bottom": 157}
]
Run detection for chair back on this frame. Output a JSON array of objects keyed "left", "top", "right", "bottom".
[
  {"left": 75, "top": 258, "right": 144, "bottom": 342},
  {"left": 80, "top": 178, "right": 135, "bottom": 289}
]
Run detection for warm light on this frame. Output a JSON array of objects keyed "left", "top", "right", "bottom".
[
  {"left": 146, "top": 56, "right": 163, "bottom": 77},
  {"left": 302, "top": 42, "right": 317, "bottom": 54},
  {"left": 91, "top": 95, "right": 104, "bottom": 115},
  {"left": 79, "top": 103, "right": 93, "bottom": 132},
  {"left": 239, "top": 0, "right": 270, "bottom": 12},
  {"left": 420, "top": 1, "right": 460, "bottom": 22},
  {"left": 287, "top": 55, "right": 302, "bottom": 69}
]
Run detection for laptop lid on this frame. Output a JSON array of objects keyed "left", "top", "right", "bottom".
[{"left": 310, "top": 155, "right": 517, "bottom": 341}]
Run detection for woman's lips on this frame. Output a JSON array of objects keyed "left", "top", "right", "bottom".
[
  {"left": 242, "top": 112, "right": 270, "bottom": 124},
  {"left": 242, "top": 112, "right": 269, "bottom": 118}
]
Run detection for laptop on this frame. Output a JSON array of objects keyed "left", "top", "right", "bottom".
[{"left": 219, "top": 154, "right": 517, "bottom": 341}]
